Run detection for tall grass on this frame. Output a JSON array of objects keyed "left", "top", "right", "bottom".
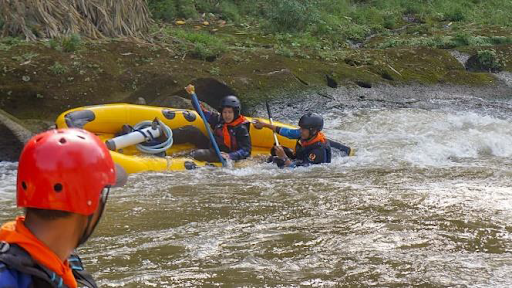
[
  {"left": 148, "top": 0, "right": 512, "bottom": 29},
  {"left": 147, "top": 0, "right": 512, "bottom": 50},
  {"left": 172, "top": 29, "right": 227, "bottom": 60},
  {"left": 1, "top": 0, "right": 152, "bottom": 40}
]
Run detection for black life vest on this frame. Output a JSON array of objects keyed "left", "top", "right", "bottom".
[
  {"left": 0, "top": 241, "right": 97, "bottom": 288},
  {"left": 295, "top": 139, "right": 332, "bottom": 164}
]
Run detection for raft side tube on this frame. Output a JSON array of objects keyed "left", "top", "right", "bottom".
[{"left": 64, "top": 110, "right": 95, "bottom": 129}]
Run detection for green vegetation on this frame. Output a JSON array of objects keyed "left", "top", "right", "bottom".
[
  {"left": 473, "top": 49, "right": 505, "bottom": 72},
  {"left": 148, "top": 0, "right": 178, "bottom": 22},
  {"left": 49, "top": 62, "right": 68, "bottom": 75},
  {"left": 61, "top": 34, "right": 82, "bottom": 52},
  {"left": 149, "top": 0, "right": 200, "bottom": 21},
  {"left": 0, "top": 37, "right": 22, "bottom": 51},
  {"left": 2, "top": 0, "right": 512, "bottom": 123},
  {"left": 275, "top": 46, "right": 294, "bottom": 58},
  {"left": 148, "top": 0, "right": 512, "bottom": 36},
  {"left": 377, "top": 34, "right": 512, "bottom": 49},
  {"left": 164, "top": 28, "right": 228, "bottom": 60},
  {"left": 149, "top": 0, "right": 245, "bottom": 21},
  {"left": 142, "top": 0, "right": 512, "bottom": 61},
  {"left": 3, "top": 1, "right": 509, "bottom": 62},
  {"left": 12, "top": 52, "right": 39, "bottom": 62},
  {"left": 208, "top": 66, "right": 220, "bottom": 76},
  {"left": 263, "top": 1, "right": 320, "bottom": 33},
  {"left": 47, "top": 34, "right": 82, "bottom": 52}
]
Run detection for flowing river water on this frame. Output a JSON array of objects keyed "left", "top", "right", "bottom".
[{"left": 1, "top": 88, "right": 512, "bottom": 287}]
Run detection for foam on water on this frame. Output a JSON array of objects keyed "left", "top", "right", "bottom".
[
  {"left": 326, "top": 108, "right": 512, "bottom": 167},
  {"left": 0, "top": 162, "right": 17, "bottom": 200},
  {"left": 0, "top": 162, "right": 18, "bottom": 219}
]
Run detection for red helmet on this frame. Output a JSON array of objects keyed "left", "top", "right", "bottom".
[{"left": 17, "top": 129, "right": 117, "bottom": 215}]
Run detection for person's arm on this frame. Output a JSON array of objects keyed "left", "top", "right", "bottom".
[
  {"left": 273, "top": 145, "right": 297, "bottom": 168},
  {"left": 329, "top": 140, "right": 353, "bottom": 156},
  {"left": 253, "top": 120, "right": 300, "bottom": 139},
  {"left": 276, "top": 127, "right": 300, "bottom": 139},
  {"left": 228, "top": 125, "right": 252, "bottom": 160},
  {"left": 191, "top": 99, "right": 218, "bottom": 123},
  {"left": 271, "top": 155, "right": 296, "bottom": 168}
]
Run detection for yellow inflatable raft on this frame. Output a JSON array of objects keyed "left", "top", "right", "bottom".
[{"left": 55, "top": 104, "right": 297, "bottom": 174}]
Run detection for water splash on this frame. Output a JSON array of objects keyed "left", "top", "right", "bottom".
[
  {"left": 326, "top": 108, "right": 512, "bottom": 167},
  {"left": 0, "top": 162, "right": 17, "bottom": 199}
]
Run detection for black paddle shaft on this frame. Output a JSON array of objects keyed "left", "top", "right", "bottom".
[
  {"left": 265, "top": 101, "right": 280, "bottom": 146},
  {"left": 265, "top": 101, "right": 274, "bottom": 120}
]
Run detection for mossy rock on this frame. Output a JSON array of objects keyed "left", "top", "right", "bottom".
[
  {"left": 0, "top": 108, "right": 34, "bottom": 161},
  {"left": 440, "top": 70, "right": 495, "bottom": 86},
  {"left": 465, "top": 50, "right": 504, "bottom": 73}
]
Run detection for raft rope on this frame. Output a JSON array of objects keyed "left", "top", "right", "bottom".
[{"left": 133, "top": 120, "right": 173, "bottom": 155}]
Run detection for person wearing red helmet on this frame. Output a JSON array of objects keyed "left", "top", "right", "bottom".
[{"left": 0, "top": 129, "right": 127, "bottom": 288}]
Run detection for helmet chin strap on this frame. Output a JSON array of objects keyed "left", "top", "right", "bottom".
[
  {"left": 77, "top": 214, "right": 95, "bottom": 247},
  {"left": 308, "top": 128, "right": 319, "bottom": 140},
  {"left": 76, "top": 188, "right": 109, "bottom": 247}
]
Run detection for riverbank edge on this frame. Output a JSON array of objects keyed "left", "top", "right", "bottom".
[{"left": 0, "top": 40, "right": 511, "bottom": 124}]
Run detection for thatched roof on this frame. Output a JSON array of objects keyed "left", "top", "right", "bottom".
[{"left": 0, "top": 0, "right": 153, "bottom": 40}]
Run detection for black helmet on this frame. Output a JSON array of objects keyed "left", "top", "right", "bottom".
[
  {"left": 220, "top": 95, "right": 241, "bottom": 118},
  {"left": 299, "top": 112, "right": 324, "bottom": 131}
]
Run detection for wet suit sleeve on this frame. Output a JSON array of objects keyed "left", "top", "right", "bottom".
[
  {"left": 275, "top": 127, "right": 301, "bottom": 139},
  {"left": 276, "top": 129, "right": 353, "bottom": 156},
  {"left": 228, "top": 125, "right": 252, "bottom": 161},
  {"left": 329, "top": 140, "right": 352, "bottom": 156}
]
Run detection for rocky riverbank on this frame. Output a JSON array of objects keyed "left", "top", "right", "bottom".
[{"left": 1, "top": 37, "right": 511, "bottom": 118}]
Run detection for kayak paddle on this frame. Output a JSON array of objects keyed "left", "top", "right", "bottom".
[
  {"left": 185, "top": 85, "right": 227, "bottom": 167},
  {"left": 265, "top": 101, "right": 280, "bottom": 146}
]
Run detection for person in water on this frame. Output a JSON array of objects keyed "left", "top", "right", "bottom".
[
  {"left": 254, "top": 112, "right": 352, "bottom": 168},
  {"left": 0, "top": 129, "right": 127, "bottom": 288},
  {"left": 172, "top": 88, "right": 252, "bottom": 163}
]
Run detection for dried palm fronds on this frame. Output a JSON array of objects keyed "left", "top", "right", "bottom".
[{"left": 0, "top": 0, "right": 153, "bottom": 40}]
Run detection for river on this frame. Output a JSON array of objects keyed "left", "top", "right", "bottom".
[{"left": 1, "top": 90, "right": 512, "bottom": 287}]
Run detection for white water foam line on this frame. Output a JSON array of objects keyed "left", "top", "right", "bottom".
[
  {"left": 1, "top": 108, "right": 511, "bottom": 187},
  {"left": 325, "top": 109, "right": 512, "bottom": 167}
]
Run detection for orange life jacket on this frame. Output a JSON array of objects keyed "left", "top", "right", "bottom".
[
  {"left": 0, "top": 216, "right": 78, "bottom": 288},
  {"left": 221, "top": 115, "right": 248, "bottom": 150},
  {"left": 298, "top": 131, "right": 327, "bottom": 147}
]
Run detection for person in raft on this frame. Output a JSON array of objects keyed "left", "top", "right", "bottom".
[
  {"left": 0, "top": 129, "right": 127, "bottom": 288},
  {"left": 254, "top": 112, "right": 352, "bottom": 168},
  {"left": 172, "top": 86, "right": 252, "bottom": 163}
]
